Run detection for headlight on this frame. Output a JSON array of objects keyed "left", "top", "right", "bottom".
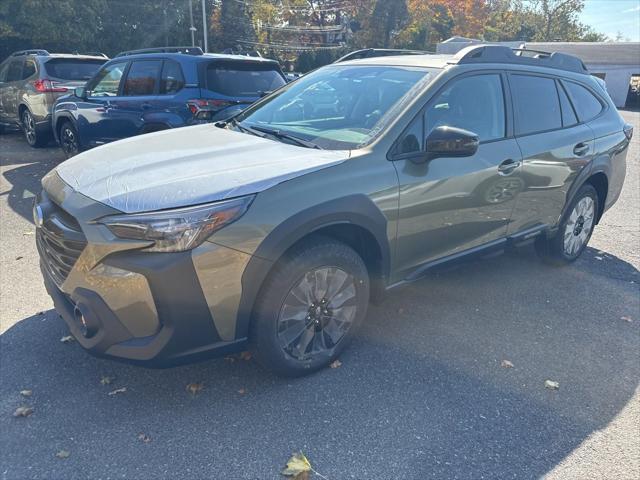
[{"left": 99, "top": 196, "right": 254, "bottom": 252}]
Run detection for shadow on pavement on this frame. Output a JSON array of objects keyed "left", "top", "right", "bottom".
[
  {"left": 1, "top": 245, "right": 638, "bottom": 479},
  {"left": 0, "top": 132, "right": 64, "bottom": 224}
]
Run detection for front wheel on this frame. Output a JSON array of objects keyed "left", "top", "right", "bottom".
[
  {"left": 59, "top": 121, "right": 80, "bottom": 158},
  {"left": 251, "top": 237, "right": 370, "bottom": 377},
  {"left": 535, "top": 184, "right": 598, "bottom": 265}
]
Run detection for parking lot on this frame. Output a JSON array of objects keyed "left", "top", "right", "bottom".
[{"left": 1, "top": 110, "right": 639, "bottom": 479}]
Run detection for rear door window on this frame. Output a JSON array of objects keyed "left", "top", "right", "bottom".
[
  {"left": 160, "top": 60, "right": 185, "bottom": 95},
  {"left": 123, "top": 60, "right": 162, "bottom": 96},
  {"left": 206, "top": 62, "right": 285, "bottom": 97},
  {"left": 44, "top": 59, "right": 105, "bottom": 81},
  {"left": 563, "top": 81, "right": 603, "bottom": 122},
  {"left": 557, "top": 81, "right": 578, "bottom": 127},
  {"left": 6, "top": 60, "right": 23, "bottom": 82},
  {"left": 511, "top": 74, "right": 562, "bottom": 135}
]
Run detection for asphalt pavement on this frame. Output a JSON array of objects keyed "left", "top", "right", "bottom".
[{"left": 1, "top": 112, "right": 638, "bottom": 479}]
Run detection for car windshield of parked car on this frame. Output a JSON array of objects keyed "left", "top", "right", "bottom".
[
  {"left": 235, "top": 65, "right": 438, "bottom": 150},
  {"left": 44, "top": 59, "right": 105, "bottom": 81}
]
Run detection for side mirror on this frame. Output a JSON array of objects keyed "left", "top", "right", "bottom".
[
  {"left": 425, "top": 126, "right": 479, "bottom": 160},
  {"left": 74, "top": 86, "right": 86, "bottom": 99}
]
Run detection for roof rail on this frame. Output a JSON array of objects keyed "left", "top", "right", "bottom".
[
  {"left": 11, "top": 49, "right": 50, "bottom": 57},
  {"left": 451, "top": 44, "right": 588, "bottom": 74},
  {"left": 74, "top": 51, "right": 109, "bottom": 58},
  {"left": 335, "top": 48, "right": 431, "bottom": 63},
  {"left": 115, "top": 46, "right": 204, "bottom": 57}
]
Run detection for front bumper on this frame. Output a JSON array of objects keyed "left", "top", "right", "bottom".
[{"left": 36, "top": 172, "right": 251, "bottom": 367}]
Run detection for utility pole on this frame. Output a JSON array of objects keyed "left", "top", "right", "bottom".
[
  {"left": 188, "top": 0, "right": 196, "bottom": 47},
  {"left": 201, "top": 0, "right": 208, "bottom": 53}
]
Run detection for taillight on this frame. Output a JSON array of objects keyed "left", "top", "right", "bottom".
[
  {"left": 33, "top": 79, "right": 68, "bottom": 93},
  {"left": 187, "top": 99, "right": 233, "bottom": 120},
  {"left": 624, "top": 123, "right": 633, "bottom": 141}
]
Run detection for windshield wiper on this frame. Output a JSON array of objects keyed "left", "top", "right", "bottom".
[
  {"left": 216, "top": 118, "right": 263, "bottom": 137},
  {"left": 249, "top": 125, "right": 322, "bottom": 149}
]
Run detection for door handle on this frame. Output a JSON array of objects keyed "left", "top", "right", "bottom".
[
  {"left": 497, "top": 158, "right": 522, "bottom": 176},
  {"left": 573, "top": 142, "right": 590, "bottom": 156}
]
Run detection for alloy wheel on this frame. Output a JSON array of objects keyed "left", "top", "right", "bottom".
[
  {"left": 563, "top": 196, "right": 595, "bottom": 256},
  {"left": 22, "top": 111, "right": 36, "bottom": 145},
  {"left": 277, "top": 266, "right": 358, "bottom": 361},
  {"left": 60, "top": 126, "right": 79, "bottom": 156}
]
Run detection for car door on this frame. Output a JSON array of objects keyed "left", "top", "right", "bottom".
[
  {"left": 506, "top": 73, "right": 595, "bottom": 235},
  {"left": 0, "top": 61, "right": 10, "bottom": 123},
  {"left": 392, "top": 72, "right": 523, "bottom": 276},
  {"left": 78, "top": 60, "right": 129, "bottom": 145},
  {"left": 2, "top": 59, "right": 25, "bottom": 122},
  {"left": 109, "top": 59, "right": 163, "bottom": 136}
]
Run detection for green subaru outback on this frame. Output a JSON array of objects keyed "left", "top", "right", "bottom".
[{"left": 35, "top": 45, "right": 631, "bottom": 376}]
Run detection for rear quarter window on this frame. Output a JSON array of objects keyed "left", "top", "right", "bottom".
[
  {"left": 44, "top": 59, "right": 105, "bottom": 81},
  {"left": 206, "top": 62, "right": 285, "bottom": 97},
  {"left": 562, "top": 81, "right": 603, "bottom": 122}
]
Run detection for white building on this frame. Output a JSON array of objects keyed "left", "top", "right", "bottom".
[{"left": 437, "top": 38, "right": 640, "bottom": 108}]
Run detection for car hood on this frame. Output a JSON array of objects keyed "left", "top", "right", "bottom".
[{"left": 53, "top": 124, "right": 349, "bottom": 213}]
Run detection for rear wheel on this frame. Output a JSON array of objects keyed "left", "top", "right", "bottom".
[
  {"left": 251, "top": 237, "right": 370, "bottom": 377},
  {"left": 59, "top": 121, "right": 80, "bottom": 158},
  {"left": 535, "top": 184, "right": 598, "bottom": 265},
  {"left": 21, "top": 109, "right": 49, "bottom": 147}
]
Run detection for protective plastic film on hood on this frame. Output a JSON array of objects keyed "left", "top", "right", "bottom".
[{"left": 54, "top": 125, "right": 350, "bottom": 214}]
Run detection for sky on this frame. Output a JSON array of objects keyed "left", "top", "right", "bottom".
[{"left": 579, "top": 0, "right": 640, "bottom": 41}]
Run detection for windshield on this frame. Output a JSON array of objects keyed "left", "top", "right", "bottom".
[
  {"left": 235, "top": 65, "right": 438, "bottom": 150},
  {"left": 44, "top": 59, "right": 106, "bottom": 81}
]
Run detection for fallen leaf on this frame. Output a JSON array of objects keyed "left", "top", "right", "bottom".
[
  {"left": 60, "top": 335, "right": 75, "bottom": 343},
  {"left": 237, "top": 388, "right": 247, "bottom": 395},
  {"left": 595, "top": 256, "right": 603, "bottom": 261},
  {"left": 239, "top": 351, "right": 252, "bottom": 361},
  {"left": 282, "top": 452, "right": 312, "bottom": 478},
  {"left": 329, "top": 359, "right": 342, "bottom": 369},
  {"left": 107, "top": 387, "right": 127, "bottom": 396},
  {"left": 398, "top": 308, "right": 405, "bottom": 315},
  {"left": 23, "top": 231, "right": 34, "bottom": 236},
  {"left": 621, "top": 316, "right": 633, "bottom": 323},
  {"left": 224, "top": 356, "right": 236, "bottom": 363},
  {"left": 186, "top": 382, "right": 203, "bottom": 396},
  {"left": 15, "top": 256, "right": 23, "bottom": 260},
  {"left": 501, "top": 360, "right": 514, "bottom": 369},
  {"left": 13, "top": 406, "right": 33, "bottom": 417},
  {"left": 544, "top": 380, "right": 560, "bottom": 390},
  {"left": 137, "top": 433, "right": 151, "bottom": 443},
  {"left": 100, "top": 376, "right": 115, "bottom": 385},
  {"left": 19, "top": 389, "right": 32, "bottom": 397},
  {"left": 55, "top": 450, "right": 70, "bottom": 459}
]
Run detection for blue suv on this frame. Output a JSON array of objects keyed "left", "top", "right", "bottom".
[{"left": 52, "top": 47, "right": 286, "bottom": 157}]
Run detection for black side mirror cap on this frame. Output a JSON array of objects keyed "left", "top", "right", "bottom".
[{"left": 425, "top": 126, "right": 479, "bottom": 160}]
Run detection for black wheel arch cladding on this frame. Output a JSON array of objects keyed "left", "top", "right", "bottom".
[{"left": 235, "top": 194, "right": 390, "bottom": 340}]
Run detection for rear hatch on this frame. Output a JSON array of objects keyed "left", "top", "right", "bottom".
[
  {"left": 197, "top": 59, "right": 286, "bottom": 119},
  {"left": 42, "top": 57, "right": 106, "bottom": 100}
]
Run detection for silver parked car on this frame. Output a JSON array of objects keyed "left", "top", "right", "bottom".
[{"left": 0, "top": 49, "right": 107, "bottom": 146}]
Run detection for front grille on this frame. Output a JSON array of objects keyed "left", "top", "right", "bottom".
[{"left": 36, "top": 200, "right": 87, "bottom": 287}]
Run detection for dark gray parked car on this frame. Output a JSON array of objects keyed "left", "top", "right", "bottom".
[
  {"left": 34, "top": 45, "right": 632, "bottom": 376},
  {"left": 0, "top": 49, "right": 107, "bottom": 146}
]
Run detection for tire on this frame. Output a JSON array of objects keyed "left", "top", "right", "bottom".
[
  {"left": 21, "top": 109, "right": 49, "bottom": 147},
  {"left": 535, "top": 184, "right": 598, "bottom": 266},
  {"left": 59, "top": 120, "right": 80, "bottom": 158},
  {"left": 251, "top": 237, "right": 370, "bottom": 377}
]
